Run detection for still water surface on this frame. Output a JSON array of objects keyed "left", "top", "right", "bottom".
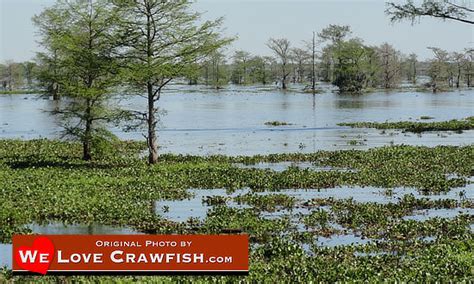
[{"left": 0, "top": 85, "right": 472, "bottom": 155}]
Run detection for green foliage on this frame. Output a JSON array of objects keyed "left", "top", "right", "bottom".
[
  {"left": 34, "top": 0, "right": 123, "bottom": 160},
  {"left": 420, "top": 116, "right": 434, "bottom": 120},
  {"left": 318, "top": 24, "right": 352, "bottom": 44},
  {"left": 0, "top": 90, "right": 42, "bottom": 95},
  {"left": 0, "top": 139, "right": 473, "bottom": 281},
  {"left": 203, "top": 206, "right": 290, "bottom": 242},
  {"left": 230, "top": 50, "right": 251, "bottom": 84},
  {"left": 229, "top": 51, "right": 277, "bottom": 86},
  {"left": 339, "top": 117, "right": 474, "bottom": 133},
  {"left": 112, "top": 0, "right": 231, "bottom": 163},
  {"left": 303, "top": 209, "right": 331, "bottom": 229},
  {"left": 332, "top": 39, "right": 378, "bottom": 93},
  {"left": 0, "top": 61, "right": 24, "bottom": 91},
  {"left": 249, "top": 56, "right": 275, "bottom": 85},
  {"left": 427, "top": 47, "right": 449, "bottom": 92},
  {"left": 114, "top": 0, "right": 230, "bottom": 90},
  {"left": 201, "top": 50, "right": 229, "bottom": 88},
  {"left": 33, "top": 2, "right": 70, "bottom": 99},
  {"left": 264, "top": 121, "right": 292, "bottom": 126}
]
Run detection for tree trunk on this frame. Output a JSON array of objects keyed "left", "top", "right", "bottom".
[
  {"left": 215, "top": 63, "right": 220, "bottom": 89},
  {"left": 52, "top": 82, "right": 60, "bottom": 100},
  {"left": 147, "top": 83, "right": 158, "bottom": 164},
  {"left": 262, "top": 64, "right": 266, "bottom": 85},
  {"left": 456, "top": 66, "right": 461, "bottom": 88},
  {"left": 312, "top": 32, "right": 316, "bottom": 93},
  {"left": 83, "top": 139, "right": 92, "bottom": 161},
  {"left": 412, "top": 63, "right": 417, "bottom": 84},
  {"left": 281, "top": 62, "right": 287, "bottom": 90},
  {"left": 83, "top": 100, "right": 92, "bottom": 161}
]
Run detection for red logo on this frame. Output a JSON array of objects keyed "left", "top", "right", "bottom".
[
  {"left": 13, "top": 235, "right": 248, "bottom": 274},
  {"left": 14, "top": 236, "right": 54, "bottom": 275}
]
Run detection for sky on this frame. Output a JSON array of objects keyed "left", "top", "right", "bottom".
[{"left": 1, "top": 0, "right": 473, "bottom": 62}]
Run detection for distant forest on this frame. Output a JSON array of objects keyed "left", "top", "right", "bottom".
[{"left": 1, "top": 24, "right": 472, "bottom": 95}]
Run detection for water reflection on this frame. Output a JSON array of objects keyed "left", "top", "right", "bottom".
[{"left": 335, "top": 98, "right": 367, "bottom": 109}]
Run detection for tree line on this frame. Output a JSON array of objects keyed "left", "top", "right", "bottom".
[
  {"left": 193, "top": 24, "right": 473, "bottom": 93},
  {"left": 2, "top": 23, "right": 473, "bottom": 95}
]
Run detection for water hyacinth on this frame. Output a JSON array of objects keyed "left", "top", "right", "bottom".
[{"left": 0, "top": 139, "right": 473, "bottom": 281}]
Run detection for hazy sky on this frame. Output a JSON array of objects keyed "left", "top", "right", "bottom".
[{"left": 1, "top": 0, "right": 473, "bottom": 62}]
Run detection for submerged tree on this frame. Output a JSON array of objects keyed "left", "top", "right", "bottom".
[
  {"left": 0, "top": 64, "right": 5, "bottom": 90},
  {"left": 112, "top": 0, "right": 229, "bottom": 164},
  {"left": 307, "top": 31, "right": 319, "bottom": 92},
  {"left": 267, "top": 38, "right": 291, "bottom": 90},
  {"left": 386, "top": 0, "right": 474, "bottom": 25},
  {"left": 318, "top": 25, "right": 352, "bottom": 83},
  {"left": 405, "top": 53, "right": 418, "bottom": 84},
  {"left": 208, "top": 50, "right": 228, "bottom": 89},
  {"left": 201, "top": 52, "right": 227, "bottom": 88},
  {"left": 376, "top": 43, "right": 402, "bottom": 89},
  {"left": 332, "top": 39, "right": 376, "bottom": 93},
  {"left": 427, "top": 47, "right": 450, "bottom": 92},
  {"left": 0, "top": 61, "right": 23, "bottom": 91},
  {"left": 22, "top": 61, "right": 37, "bottom": 89},
  {"left": 195, "top": 50, "right": 228, "bottom": 88},
  {"left": 231, "top": 50, "right": 252, "bottom": 85},
  {"left": 246, "top": 56, "right": 268, "bottom": 85},
  {"left": 451, "top": 51, "right": 465, "bottom": 88},
  {"left": 183, "top": 62, "right": 200, "bottom": 85},
  {"left": 463, "top": 49, "right": 473, "bottom": 87},
  {"left": 291, "top": 47, "right": 309, "bottom": 84},
  {"left": 34, "top": 0, "right": 122, "bottom": 160}
]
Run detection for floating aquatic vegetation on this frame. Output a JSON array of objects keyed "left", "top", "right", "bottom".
[
  {"left": 264, "top": 121, "right": 293, "bottom": 126},
  {"left": 339, "top": 117, "right": 474, "bottom": 133},
  {"left": 1, "top": 139, "right": 474, "bottom": 281}
]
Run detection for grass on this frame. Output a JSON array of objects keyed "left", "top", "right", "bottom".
[
  {"left": 0, "top": 139, "right": 473, "bottom": 282},
  {"left": 338, "top": 117, "right": 474, "bottom": 133},
  {"left": 0, "top": 90, "right": 43, "bottom": 95},
  {"left": 420, "top": 116, "right": 434, "bottom": 120}
]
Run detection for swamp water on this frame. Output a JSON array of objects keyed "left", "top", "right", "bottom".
[
  {"left": 154, "top": 184, "right": 474, "bottom": 236},
  {"left": 1, "top": 86, "right": 472, "bottom": 155},
  {"left": 0, "top": 244, "right": 11, "bottom": 268}
]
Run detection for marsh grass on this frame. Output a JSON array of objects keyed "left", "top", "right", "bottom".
[
  {"left": 338, "top": 117, "right": 474, "bottom": 133},
  {"left": 264, "top": 121, "right": 293, "bottom": 126}
]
